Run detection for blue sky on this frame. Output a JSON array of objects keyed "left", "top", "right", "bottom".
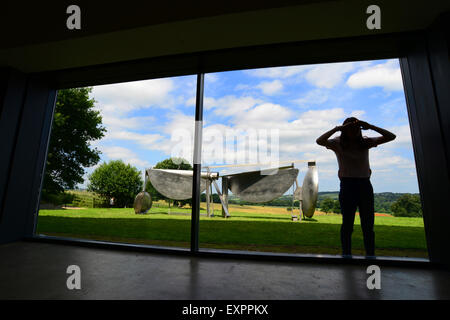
[{"left": 85, "top": 58, "right": 419, "bottom": 193}]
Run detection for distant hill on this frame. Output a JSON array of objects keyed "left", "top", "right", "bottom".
[
  {"left": 318, "top": 191, "right": 420, "bottom": 213},
  {"left": 227, "top": 191, "right": 420, "bottom": 214},
  {"left": 317, "top": 192, "right": 339, "bottom": 200}
]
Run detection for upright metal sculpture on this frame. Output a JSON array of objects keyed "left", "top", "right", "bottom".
[
  {"left": 133, "top": 170, "right": 152, "bottom": 214},
  {"left": 140, "top": 160, "right": 319, "bottom": 219},
  {"left": 300, "top": 161, "right": 319, "bottom": 218}
]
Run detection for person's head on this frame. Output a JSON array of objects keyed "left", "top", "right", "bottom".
[
  {"left": 340, "top": 117, "right": 367, "bottom": 148},
  {"left": 341, "top": 117, "right": 362, "bottom": 140}
]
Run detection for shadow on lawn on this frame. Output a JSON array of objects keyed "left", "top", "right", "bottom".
[{"left": 36, "top": 215, "right": 428, "bottom": 258}]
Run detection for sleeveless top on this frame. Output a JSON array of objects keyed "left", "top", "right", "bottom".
[{"left": 325, "top": 136, "right": 380, "bottom": 179}]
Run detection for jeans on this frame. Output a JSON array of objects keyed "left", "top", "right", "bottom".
[{"left": 339, "top": 177, "right": 375, "bottom": 256}]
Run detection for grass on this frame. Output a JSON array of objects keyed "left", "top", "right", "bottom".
[{"left": 36, "top": 203, "right": 428, "bottom": 258}]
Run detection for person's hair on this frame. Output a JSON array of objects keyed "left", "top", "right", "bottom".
[{"left": 339, "top": 117, "right": 369, "bottom": 149}]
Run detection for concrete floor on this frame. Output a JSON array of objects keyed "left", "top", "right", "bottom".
[{"left": 0, "top": 241, "right": 449, "bottom": 299}]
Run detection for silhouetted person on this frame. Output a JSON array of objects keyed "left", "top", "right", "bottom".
[{"left": 316, "top": 117, "right": 396, "bottom": 257}]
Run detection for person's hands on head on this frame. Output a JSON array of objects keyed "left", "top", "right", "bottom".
[
  {"left": 336, "top": 120, "right": 358, "bottom": 131},
  {"left": 356, "top": 120, "right": 372, "bottom": 130}
]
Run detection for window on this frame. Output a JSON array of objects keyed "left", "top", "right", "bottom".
[{"left": 36, "top": 59, "right": 428, "bottom": 259}]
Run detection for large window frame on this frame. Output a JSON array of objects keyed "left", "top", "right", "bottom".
[{"left": 21, "top": 30, "right": 449, "bottom": 267}]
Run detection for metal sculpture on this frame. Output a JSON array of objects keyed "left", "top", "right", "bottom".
[
  {"left": 300, "top": 161, "right": 319, "bottom": 218},
  {"left": 147, "top": 169, "right": 218, "bottom": 200},
  {"left": 134, "top": 191, "right": 152, "bottom": 214},
  {"left": 224, "top": 166, "right": 299, "bottom": 203},
  {"left": 140, "top": 159, "right": 319, "bottom": 219},
  {"left": 133, "top": 171, "right": 152, "bottom": 214}
]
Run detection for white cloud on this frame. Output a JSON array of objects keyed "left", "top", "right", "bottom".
[
  {"left": 162, "top": 112, "right": 195, "bottom": 136},
  {"left": 380, "top": 124, "right": 413, "bottom": 149},
  {"left": 293, "top": 89, "right": 329, "bottom": 107},
  {"left": 103, "top": 130, "right": 163, "bottom": 149},
  {"left": 370, "top": 150, "right": 415, "bottom": 169},
  {"left": 102, "top": 115, "right": 155, "bottom": 130},
  {"left": 205, "top": 95, "right": 263, "bottom": 117},
  {"left": 91, "top": 78, "right": 175, "bottom": 115},
  {"left": 291, "top": 108, "right": 345, "bottom": 131},
  {"left": 205, "top": 73, "right": 219, "bottom": 83},
  {"left": 304, "top": 62, "right": 357, "bottom": 88},
  {"left": 347, "top": 60, "right": 403, "bottom": 91},
  {"left": 235, "top": 83, "right": 251, "bottom": 91},
  {"left": 234, "top": 103, "right": 292, "bottom": 128},
  {"left": 245, "top": 65, "right": 310, "bottom": 78},
  {"left": 256, "top": 80, "right": 283, "bottom": 95},
  {"left": 245, "top": 62, "right": 359, "bottom": 89},
  {"left": 350, "top": 110, "right": 365, "bottom": 118},
  {"left": 378, "top": 97, "right": 407, "bottom": 118},
  {"left": 197, "top": 106, "right": 347, "bottom": 165},
  {"left": 100, "top": 146, "right": 151, "bottom": 168}
]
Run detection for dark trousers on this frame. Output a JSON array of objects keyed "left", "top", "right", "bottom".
[{"left": 339, "top": 177, "right": 375, "bottom": 256}]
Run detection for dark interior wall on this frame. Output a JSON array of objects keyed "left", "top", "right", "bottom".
[
  {"left": 427, "top": 13, "right": 450, "bottom": 179},
  {"left": 399, "top": 14, "right": 450, "bottom": 265},
  {"left": 0, "top": 70, "right": 56, "bottom": 243},
  {"left": 0, "top": 69, "right": 27, "bottom": 225}
]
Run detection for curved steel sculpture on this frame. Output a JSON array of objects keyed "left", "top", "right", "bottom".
[
  {"left": 301, "top": 162, "right": 319, "bottom": 218},
  {"left": 225, "top": 167, "right": 299, "bottom": 203},
  {"left": 139, "top": 160, "right": 318, "bottom": 219},
  {"left": 147, "top": 169, "right": 209, "bottom": 200}
]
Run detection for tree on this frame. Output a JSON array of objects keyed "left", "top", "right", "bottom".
[
  {"left": 145, "top": 157, "right": 193, "bottom": 207},
  {"left": 320, "top": 198, "right": 335, "bottom": 213},
  {"left": 391, "top": 194, "right": 422, "bottom": 217},
  {"left": 332, "top": 199, "right": 341, "bottom": 214},
  {"left": 88, "top": 160, "right": 143, "bottom": 208},
  {"left": 42, "top": 88, "right": 105, "bottom": 198}
]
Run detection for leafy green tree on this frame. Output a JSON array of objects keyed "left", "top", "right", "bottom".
[
  {"left": 88, "top": 160, "right": 142, "bottom": 208},
  {"left": 320, "top": 198, "right": 335, "bottom": 213},
  {"left": 42, "top": 88, "right": 105, "bottom": 199},
  {"left": 332, "top": 199, "right": 341, "bottom": 214},
  {"left": 391, "top": 194, "right": 422, "bottom": 217},
  {"left": 145, "top": 157, "right": 192, "bottom": 207}
]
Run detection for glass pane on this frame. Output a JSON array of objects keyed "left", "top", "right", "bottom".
[
  {"left": 36, "top": 75, "right": 197, "bottom": 249},
  {"left": 199, "top": 59, "right": 427, "bottom": 259}
]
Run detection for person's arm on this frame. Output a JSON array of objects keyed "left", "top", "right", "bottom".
[
  {"left": 316, "top": 122, "right": 354, "bottom": 147},
  {"left": 316, "top": 126, "right": 340, "bottom": 146},
  {"left": 358, "top": 121, "right": 396, "bottom": 145}
]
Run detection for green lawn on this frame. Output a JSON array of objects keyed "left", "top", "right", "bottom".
[{"left": 36, "top": 206, "right": 428, "bottom": 258}]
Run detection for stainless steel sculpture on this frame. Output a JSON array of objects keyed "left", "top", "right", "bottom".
[
  {"left": 147, "top": 169, "right": 216, "bottom": 200},
  {"left": 134, "top": 191, "right": 152, "bottom": 214},
  {"left": 141, "top": 159, "right": 319, "bottom": 219},
  {"left": 133, "top": 170, "right": 152, "bottom": 214},
  {"left": 224, "top": 166, "right": 299, "bottom": 203},
  {"left": 301, "top": 161, "right": 319, "bottom": 218}
]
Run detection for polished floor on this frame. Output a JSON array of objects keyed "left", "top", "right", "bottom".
[{"left": 0, "top": 241, "right": 449, "bottom": 299}]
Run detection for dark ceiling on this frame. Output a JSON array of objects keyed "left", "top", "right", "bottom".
[
  {"left": 0, "top": 0, "right": 448, "bottom": 73},
  {"left": 1, "top": 0, "right": 331, "bottom": 49}
]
